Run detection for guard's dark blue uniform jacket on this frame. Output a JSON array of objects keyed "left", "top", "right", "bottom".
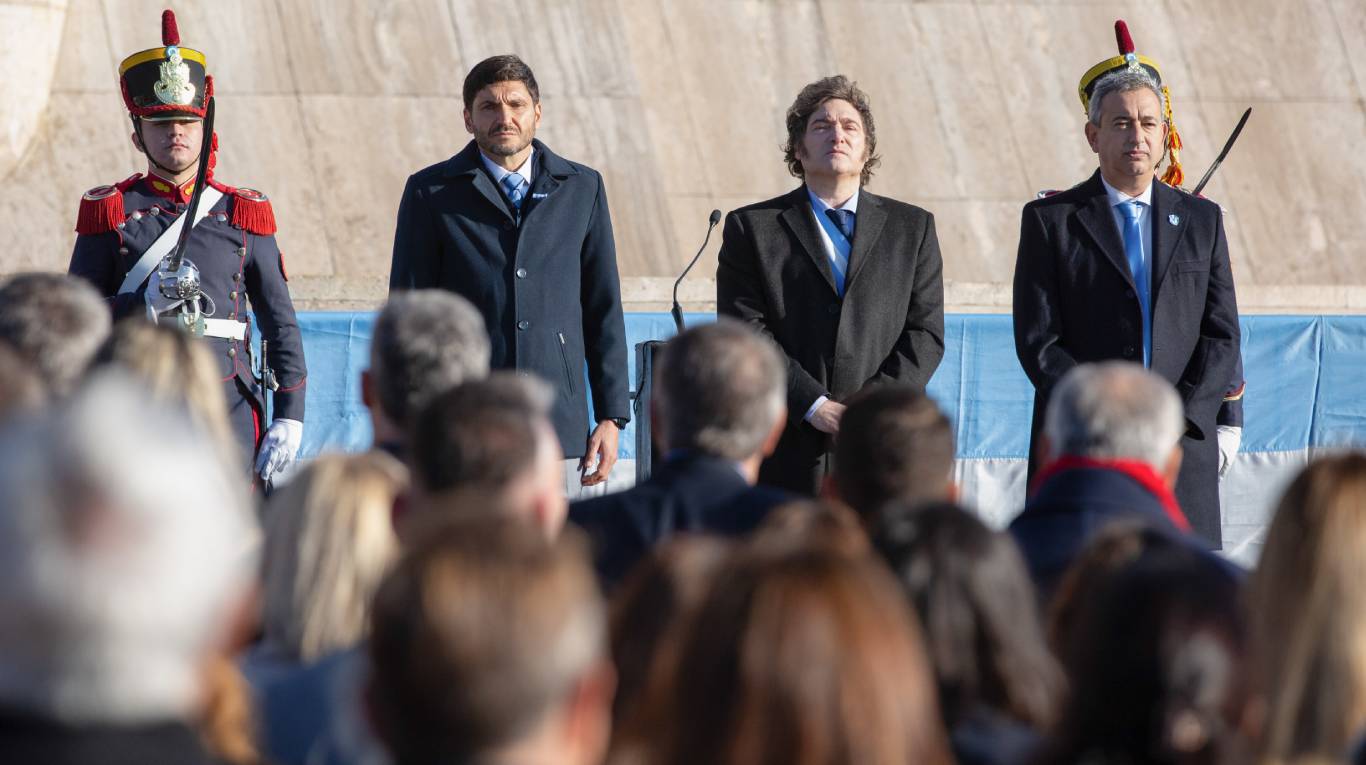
[{"left": 68, "top": 172, "right": 307, "bottom": 456}]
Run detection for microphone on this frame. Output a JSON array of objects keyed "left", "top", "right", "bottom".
[{"left": 672, "top": 209, "right": 722, "bottom": 333}]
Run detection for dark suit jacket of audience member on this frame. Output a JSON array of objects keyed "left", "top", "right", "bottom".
[
  {"left": 0, "top": 710, "right": 215, "bottom": 765},
  {"left": 389, "top": 139, "right": 630, "bottom": 457},
  {"left": 717, "top": 187, "right": 945, "bottom": 496},
  {"left": 1008, "top": 465, "right": 1182, "bottom": 603},
  {"left": 951, "top": 704, "right": 1045, "bottom": 765},
  {"left": 242, "top": 647, "right": 362, "bottom": 765},
  {"left": 569, "top": 453, "right": 790, "bottom": 589},
  {"left": 1012, "top": 171, "right": 1239, "bottom": 547}
]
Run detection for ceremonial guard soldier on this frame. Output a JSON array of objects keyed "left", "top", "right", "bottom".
[{"left": 68, "top": 10, "right": 306, "bottom": 482}]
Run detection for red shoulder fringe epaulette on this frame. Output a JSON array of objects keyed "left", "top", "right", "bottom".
[
  {"left": 75, "top": 174, "right": 142, "bottom": 234},
  {"left": 210, "top": 180, "right": 277, "bottom": 235}
]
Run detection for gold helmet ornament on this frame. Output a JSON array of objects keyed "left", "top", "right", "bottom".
[{"left": 1078, "top": 20, "right": 1184, "bottom": 188}]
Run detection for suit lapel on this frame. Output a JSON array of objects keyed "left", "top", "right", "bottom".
[
  {"left": 843, "top": 190, "right": 886, "bottom": 290},
  {"left": 1150, "top": 181, "right": 1187, "bottom": 295},
  {"left": 778, "top": 188, "right": 838, "bottom": 295},
  {"left": 1074, "top": 172, "right": 1135, "bottom": 290},
  {"left": 472, "top": 170, "right": 516, "bottom": 222},
  {"left": 446, "top": 141, "right": 516, "bottom": 223}
]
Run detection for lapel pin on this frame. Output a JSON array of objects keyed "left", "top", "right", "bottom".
[
  {"left": 532, "top": 192, "right": 549, "bottom": 199},
  {"left": 1168, "top": 214, "right": 1180, "bottom": 226}
]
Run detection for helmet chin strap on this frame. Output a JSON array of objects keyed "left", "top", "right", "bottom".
[{"left": 132, "top": 117, "right": 201, "bottom": 182}]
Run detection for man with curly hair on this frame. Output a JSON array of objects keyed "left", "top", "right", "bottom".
[{"left": 717, "top": 75, "right": 946, "bottom": 495}]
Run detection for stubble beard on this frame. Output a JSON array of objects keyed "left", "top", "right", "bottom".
[{"left": 480, "top": 128, "right": 532, "bottom": 158}]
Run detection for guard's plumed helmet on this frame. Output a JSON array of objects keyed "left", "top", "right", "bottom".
[
  {"left": 1078, "top": 20, "right": 1185, "bottom": 188},
  {"left": 118, "top": 9, "right": 211, "bottom": 122}
]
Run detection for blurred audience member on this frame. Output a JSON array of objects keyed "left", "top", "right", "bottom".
[
  {"left": 1038, "top": 543, "right": 1248, "bottom": 765},
  {"left": 871, "top": 503, "right": 1063, "bottom": 765},
  {"left": 242, "top": 452, "right": 406, "bottom": 765},
  {"left": 0, "top": 373, "right": 257, "bottom": 763},
  {"left": 607, "top": 537, "right": 731, "bottom": 734},
  {"left": 827, "top": 384, "right": 956, "bottom": 521},
  {"left": 368, "top": 519, "right": 613, "bottom": 765},
  {"left": 0, "top": 272, "right": 110, "bottom": 400},
  {"left": 363, "top": 290, "right": 490, "bottom": 459},
  {"left": 0, "top": 341, "right": 44, "bottom": 419},
  {"left": 1010, "top": 362, "right": 1189, "bottom": 600},
  {"left": 1248, "top": 453, "right": 1366, "bottom": 765},
  {"left": 571, "top": 319, "right": 789, "bottom": 587},
  {"left": 646, "top": 542, "right": 952, "bottom": 765},
  {"left": 89, "top": 319, "right": 239, "bottom": 464},
  {"left": 406, "top": 373, "right": 566, "bottom": 538},
  {"left": 1045, "top": 519, "right": 1176, "bottom": 656},
  {"left": 751, "top": 498, "right": 871, "bottom": 558}
]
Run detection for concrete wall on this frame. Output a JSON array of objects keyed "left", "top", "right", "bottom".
[{"left": 3, "top": 0, "right": 1365, "bottom": 311}]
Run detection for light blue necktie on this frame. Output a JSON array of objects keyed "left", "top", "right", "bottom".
[
  {"left": 823, "top": 208, "right": 854, "bottom": 296},
  {"left": 501, "top": 171, "right": 526, "bottom": 211},
  {"left": 1121, "top": 200, "right": 1152, "bottom": 367}
]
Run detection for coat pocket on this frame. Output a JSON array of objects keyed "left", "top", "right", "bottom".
[{"left": 557, "top": 332, "right": 576, "bottom": 394}]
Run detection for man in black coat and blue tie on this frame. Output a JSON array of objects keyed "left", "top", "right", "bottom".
[
  {"left": 390, "top": 55, "right": 630, "bottom": 494},
  {"left": 1012, "top": 21, "right": 1240, "bottom": 547},
  {"left": 717, "top": 75, "right": 946, "bottom": 496}
]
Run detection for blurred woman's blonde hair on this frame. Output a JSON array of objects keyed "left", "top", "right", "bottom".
[
  {"left": 1249, "top": 453, "right": 1366, "bottom": 765},
  {"left": 260, "top": 451, "right": 407, "bottom": 661},
  {"left": 89, "top": 319, "right": 237, "bottom": 463}
]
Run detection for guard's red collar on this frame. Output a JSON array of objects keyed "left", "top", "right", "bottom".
[
  {"left": 1031, "top": 455, "right": 1190, "bottom": 533},
  {"left": 144, "top": 172, "right": 196, "bottom": 204}
]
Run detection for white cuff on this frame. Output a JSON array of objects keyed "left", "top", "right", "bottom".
[{"left": 803, "top": 395, "right": 829, "bottom": 422}]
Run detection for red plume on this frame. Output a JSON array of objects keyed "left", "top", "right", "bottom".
[
  {"left": 162, "top": 9, "right": 180, "bottom": 46},
  {"left": 1114, "top": 20, "right": 1134, "bottom": 55}
]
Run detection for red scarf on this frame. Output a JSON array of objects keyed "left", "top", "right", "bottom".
[{"left": 1031, "top": 455, "right": 1190, "bottom": 533}]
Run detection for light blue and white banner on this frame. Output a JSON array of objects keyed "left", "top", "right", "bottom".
[{"left": 289, "top": 312, "right": 1366, "bottom": 566}]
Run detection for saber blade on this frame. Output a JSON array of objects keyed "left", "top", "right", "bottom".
[{"left": 1191, "top": 107, "right": 1251, "bottom": 197}]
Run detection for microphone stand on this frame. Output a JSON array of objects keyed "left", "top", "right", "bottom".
[{"left": 671, "top": 209, "right": 722, "bottom": 333}]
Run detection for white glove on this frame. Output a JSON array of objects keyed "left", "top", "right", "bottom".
[
  {"left": 1217, "top": 425, "right": 1242, "bottom": 478},
  {"left": 255, "top": 418, "right": 303, "bottom": 481}
]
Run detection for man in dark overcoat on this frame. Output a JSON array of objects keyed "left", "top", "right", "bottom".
[
  {"left": 390, "top": 54, "right": 629, "bottom": 492},
  {"left": 717, "top": 75, "right": 945, "bottom": 496}
]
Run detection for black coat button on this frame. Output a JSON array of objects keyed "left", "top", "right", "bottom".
[
  {"left": 1125, "top": 288, "right": 1135, "bottom": 299},
  {"left": 516, "top": 267, "right": 528, "bottom": 279},
  {"left": 1123, "top": 345, "right": 1135, "bottom": 357},
  {"left": 827, "top": 303, "right": 841, "bottom": 316},
  {"left": 504, "top": 220, "right": 515, "bottom": 231},
  {"left": 517, "top": 320, "right": 530, "bottom": 331}
]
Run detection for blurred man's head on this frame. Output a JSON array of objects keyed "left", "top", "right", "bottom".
[
  {"left": 1045, "top": 362, "right": 1185, "bottom": 486},
  {"left": 368, "top": 518, "right": 612, "bottom": 765},
  {"left": 407, "top": 373, "right": 566, "bottom": 537},
  {"left": 363, "top": 290, "right": 490, "bottom": 454},
  {"left": 828, "top": 386, "right": 955, "bottom": 520},
  {"left": 654, "top": 318, "right": 786, "bottom": 477},
  {"left": 0, "top": 372, "right": 257, "bottom": 724},
  {"left": 0, "top": 273, "right": 110, "bottom": 400}
]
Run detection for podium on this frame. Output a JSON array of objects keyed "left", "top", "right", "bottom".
[{"left": 633, "top": 340, "right": 666, "bottom": 483}]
